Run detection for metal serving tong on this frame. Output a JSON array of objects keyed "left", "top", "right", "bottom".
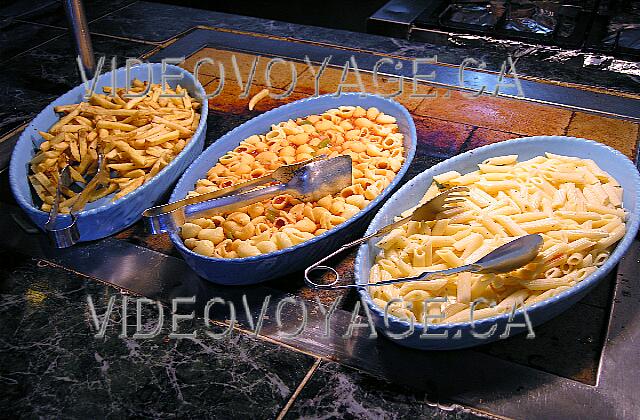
[
  {"left": 304, "top": 186, "right": 471, "bottom": 289},
  {"left": 44, "top": 150, "right": 109, "bottom": 248},
  {"left": 143, "top": 155, "right": 353, "bottom": 234},
  {"left": 305, "top": 234, "right": 544, "bottom": 290},
  {"left": 143, "top": 154, "right": 327, "bottom": 234}
]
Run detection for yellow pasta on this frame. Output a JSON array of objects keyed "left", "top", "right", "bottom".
[
  {"left": 369, "top": 153, "right": 626, "bottom": 324},
  {"left": 180, "top": 106, "right": 405, "bottom": 258}
]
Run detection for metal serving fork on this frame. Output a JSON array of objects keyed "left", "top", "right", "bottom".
[{"left": 304, "top": 186, "right": 470, "bottom": 288}]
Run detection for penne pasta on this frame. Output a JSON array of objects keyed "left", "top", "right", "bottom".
[{"left": 369, "top": 153, "right": 626, "bottom": 322}]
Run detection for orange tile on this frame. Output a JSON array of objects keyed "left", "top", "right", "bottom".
[
  {"left": 199, "top": 55, "right": 426, "bottom": 116},
  {"left": 181, "top": 49, "right": 212, "bottom": 73},
  {"left": 204, "top": 78, "right": 308, "bottom": 115},
  {"left": 251, "top": 89, "right": 308, "bottom": 113},
  {"left": 294, "top": 66, "right": 427, "bottom": 111},
  {"left": 177, "top": 56, "right": 215, "bottom": 87},
  {"left": 185, "top": 48, "right": 429, "bottom": 112},
  {"left": 415, "top": 89, "right": 573, "bottom": 136},
  {"left": 194, "top": 74, "right": 215, "bottom": 101},
  {"left": 566, "top": 112, "right": 639, "bottom": 159},
  {"left": 295, "top": 65, "right": 351, "bottom": 95},
  {"left": 370, "top": 74, "right": 428, "bottom": 112},
  {"left": 464, "top": 128, "right": 521, "bottom": 151},
  {"left": 182, "top": 48, "right": 308, "bottom": 90},
  {"left": 413, "top": 115, "right": 473, "bottom": 157},
  {"left": 204, "top": 77, "right": 252, "bottom": 115},
  {"left": 392, "top": 80, "right": 431, "bottom": 112}
]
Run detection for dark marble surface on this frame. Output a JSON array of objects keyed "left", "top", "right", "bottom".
[
  {"left": 89, "top": 1, "right": 284, "bottom": 43},
  {"left": 0, "top": 0, "right": 56, "bottom": 20},
  {"left": 0, "top": 20, "right": 65, "bottom": 64},
  {"left": 284, "top": 362, "right": 489, "bottom": 420},
  {"left": 0, "top": 243, "right": 501, "bottom": 419},
  {"left": 0, "top": 0, "right": 636, "bottom": 137},
  {"left": 10, "top": 0, "right": 137, "bottom": 28},
  {"left": 0, "top": 32, "right": 153, "bottom": 135},
  {"left": 0, "top": 250, "right": 316, "bottom": 418},
  {"left": 156, "top": 0, "right": 388, "bottom": 34}
]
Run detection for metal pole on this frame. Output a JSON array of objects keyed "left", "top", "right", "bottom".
[{"left": 63, "top": 0, "right": 96, "bottom": 79}]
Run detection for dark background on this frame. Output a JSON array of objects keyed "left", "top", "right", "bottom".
[
  {"left": 1, "top": 0, "right": 390, "bottom": 33},
  {"left": 150, "top": 0, "right": 389, "bottom": 32}
]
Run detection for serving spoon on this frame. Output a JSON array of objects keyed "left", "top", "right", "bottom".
[{"left": 305, "top": 234, "right": 544, "bottom": 290}]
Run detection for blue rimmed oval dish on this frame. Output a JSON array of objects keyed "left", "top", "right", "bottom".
[
  {"left": 169, "top": 93, "right": 417, "bottom": 285},
  {"left": 10, "top": 64, "right": 208, "bottom": 242},
  {"left": 355, "top": 136, "right": 640, "bottom": 350}
]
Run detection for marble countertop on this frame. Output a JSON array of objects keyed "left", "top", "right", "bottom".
[{"left": 0, "top": 249, "right": 486, "bottom": 419}]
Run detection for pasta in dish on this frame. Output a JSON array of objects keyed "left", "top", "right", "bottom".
[
  {"left": 369, "top": 153, "right": 626, "bottom": 324},
  {"left": 180, "top": 106, "right": 405, "bottom": 258},
  {"left": 29, "top": 79, "right": 201, "bottom": 212}
]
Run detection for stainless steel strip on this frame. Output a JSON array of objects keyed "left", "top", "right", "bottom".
[{"left": 596, "top": 239, "right": 640, "bottom": 417}]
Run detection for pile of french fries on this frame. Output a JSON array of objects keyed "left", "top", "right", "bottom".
[{"left": 29, "top": 79, "right": 201, "bottom": 213}]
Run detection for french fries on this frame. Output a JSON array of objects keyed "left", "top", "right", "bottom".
[{"left": 28, "top": 79, "right": 201, "bottom": 213}]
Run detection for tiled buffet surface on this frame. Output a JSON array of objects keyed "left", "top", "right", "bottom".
[
  {"left": 1, "top": 1, "right": 639, "bottom": 418},
  {"left": 182, "top": 48, "right": 639, "bottom": 160},
  {"left": 97, "top": 41, "right": 640, "bottom": 395}
]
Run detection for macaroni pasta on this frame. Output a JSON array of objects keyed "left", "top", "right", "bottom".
[{"left": 180, "top": 106, "right": 405, "bottom": 258}]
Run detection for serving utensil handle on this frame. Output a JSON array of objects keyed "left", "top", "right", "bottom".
[
  {"left": 184, "top": 183, "right": 289, "bottom": 221},
  {"left": 304, "top": 207, "right": 424, "bottom": 289},
  {"left": 303, "top": 232, "right": 380, "bottom": 289},
  {"left": 143, "top": 174, "right": 275, "bottom": 234},
  {"left": 306, "top": 259, "right": 478, "bottom": 290},
  {"left": 303, "top": 212, "right": 421, "bottom": 289},
  {"left": 44, "top": 165, "right": 81, "bottom": 248}
]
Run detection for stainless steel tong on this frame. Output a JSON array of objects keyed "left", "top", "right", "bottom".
[
  {"left": 306, "top": 234, "right": 543, "bottom": 290},
  {"left": 304, "top": 186, "right": 471, "bottom": 289},
  {"left": 44, "top": 149, "right": 110, "bottom": 248},
  {"left": 143, "top": 155, "right": 353, "bottom": 234}
]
